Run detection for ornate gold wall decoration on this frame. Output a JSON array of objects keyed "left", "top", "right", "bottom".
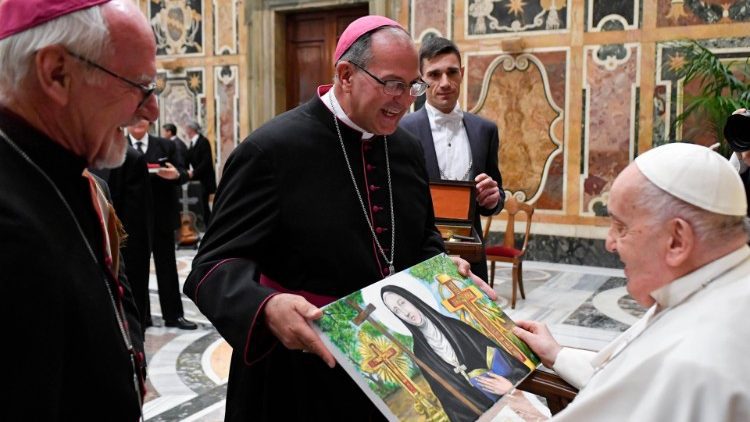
[
  {"left": 470, "top": 53, "right": 564, "bottom": 204},
  {"left": 150, "top": 0, "right": 204, "bottom": 56}
]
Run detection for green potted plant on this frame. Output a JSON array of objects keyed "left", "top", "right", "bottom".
[{"left": 672, "top": 40, "right": 750, "bottom": 157}]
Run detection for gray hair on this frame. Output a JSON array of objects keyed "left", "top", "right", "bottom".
[
  {"left": 187, "top": 121, "right": 201, "bottom": 133},
  {"left": 0, "top": 5, "right": 110, "bottom": 99},
  {"left": 634, "top": 177, "right": 750, "bottom": 245}
]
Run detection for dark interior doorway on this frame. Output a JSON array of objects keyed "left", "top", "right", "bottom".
[{"left": 285, "top": 5, "right": 369, "bottom": 110}]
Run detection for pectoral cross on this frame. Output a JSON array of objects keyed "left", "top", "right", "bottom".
[{"left": 453, "top": 363, "right": 469, "bottom": 382}]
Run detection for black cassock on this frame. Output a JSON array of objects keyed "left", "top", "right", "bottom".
[
  {"left": 381, "top": 285, "right": 529, "bottom": 422},
  {"left": 184, "top": 88, "right": 445, "bottom": 421},
  {"left": 0, "top": 107, "right": 142, "bottom": 419}
]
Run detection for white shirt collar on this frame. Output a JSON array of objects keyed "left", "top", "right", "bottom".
[
  {"left": 189, "top": 134, "right": 199, "bottom": 145},
  {"left": 129, "top": 133, "right": 148, "bottom": 148},
  {"left": 425, "top": 101, "right": 464, "bottom": 127},
  {"left": 650, "top": 245, "right": 750, "bottom": 309},
  {"left": 320, "top": 85, "right": 374, "bottom": 140}
]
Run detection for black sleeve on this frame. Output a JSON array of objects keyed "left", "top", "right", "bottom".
[
  {"left": 479, "top": 123, "right": 505, "bottom": 216},
  {"left": 183, "top": 139, "right": 281, "bottom": 365}
]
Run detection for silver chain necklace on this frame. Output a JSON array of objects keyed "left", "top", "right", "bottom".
[
  {"left": 329, "top": 95, "right": 396, "bottom": 275},
  {"left": 438, "top": 156, "right": 473, "bottom": 181}
]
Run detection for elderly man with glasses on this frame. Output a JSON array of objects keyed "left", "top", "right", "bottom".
[
  {"left": 183, "top": 15, "right": 496, "bottom": 421},
  {"left": 0, "top": 0, "right": 158, "bottom": 419}
]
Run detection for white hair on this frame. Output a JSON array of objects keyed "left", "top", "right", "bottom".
[
  {"left": 635, "top": 176, "right": 749, "bottom": 245},
  {"left": 0, "top": 5, "right": 110, "bottom": 99}
]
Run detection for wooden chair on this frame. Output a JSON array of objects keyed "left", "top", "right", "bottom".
[
  {"left": 483, "top": 196, "right": 535, "bottom": 309},
  {"left": 517, "top": 367, "right": 578, "bottom": 415}
]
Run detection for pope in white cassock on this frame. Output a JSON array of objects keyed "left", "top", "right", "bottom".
[{"left": 513, "top": 142, "right": 750, "bottom": 421}]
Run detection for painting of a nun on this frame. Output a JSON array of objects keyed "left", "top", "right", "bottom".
[{"left": 380, "top": 285, "right": 529, "bottom": 422}]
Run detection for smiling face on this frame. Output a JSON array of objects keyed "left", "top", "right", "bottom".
[
  {"left": 338, "top": 29, "right": 420, "bottom": 135},
  {"left": 79, "top": 0, "right": 159, "bottom": 169},
  {"left": 421, "top": 52, "right": 464, "bottom": 114},
  {"left": 382, "top": 291, "right": 424, "bottom": 326},
  {"left": 605, "top": 165, "right": 671, "bottom": 307}
]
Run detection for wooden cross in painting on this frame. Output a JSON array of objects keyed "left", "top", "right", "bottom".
[
  {"left": 436, "top": 274, "right": 535, "bottom": 369},
  {"left": 358, "top": 332, "right": 439, "bottom": 417}
]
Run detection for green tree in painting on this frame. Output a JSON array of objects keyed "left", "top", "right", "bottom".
[
  {"left": 409, "top": 254, "right": 462, "bottom": 284},
  {"left": 317, "top": 291, "right": 364, "bottom": 360}
]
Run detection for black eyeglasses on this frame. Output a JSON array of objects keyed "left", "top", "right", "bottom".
[
  {"left": 349, "top": 61, "right": 428, "bottom": 97},
  {"left": 66, "top": 50, "right": 157, "bottom": 109}
]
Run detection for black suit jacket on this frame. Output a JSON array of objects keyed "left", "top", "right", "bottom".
[
  {"left": 400, "top": 106, "right": 505, "bottom": 240},
  {"left": 171, "top": 136, "right": 188, "bottom": 171},
  {"left": 94, "top": 146, "right": 154, "bottom": 249},
  {"left": 139, "top": 135, "right": 188, "bottom": 231},
  {"left": 187, "top": 134, "right": 217, "bottom": 194}
]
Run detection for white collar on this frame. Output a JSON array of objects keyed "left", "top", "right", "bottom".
[
  {"left": 320, "top": 85, "right": 374, "bottom": 140},
  {"left": 650, "top": 245, "right": 750, "bottom": 309},
  {"left": 129, "top": 133, "right": 148, "bottom": 146},
  {"left": 189, "top": 134, "right": 199, "bottom": 144},
  {"left": 425, "top": 101, "right": 463, "bottom": 125}
]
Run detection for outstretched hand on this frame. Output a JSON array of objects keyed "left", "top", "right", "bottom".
[
  {"left": 156, "top": 162, "right": 180, "bottom": 180},
  {"left": 451, "top": 256, "right": 498, "bottom": 301},
  {"left": 263, "top": 293, "right": 335, "bottom": 368},
  {"left": 476, "top": 372, "right": 513, "bottom": 395},
  {"left": 512, "top": 320, "right": 561, "bottom": 368}
]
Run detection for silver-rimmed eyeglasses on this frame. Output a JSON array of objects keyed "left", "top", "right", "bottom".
[
  {"left": 349, "top": 61, "right": 428, "bottom": 97},
  {"left": 66, "top": 49, "right": 157, "bottom": 109}
]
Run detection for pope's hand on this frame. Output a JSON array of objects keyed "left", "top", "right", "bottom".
[
  {"left": 263, "top": 293, "right": 335, "bottom": 368},
  {"left": 512, "top": 320, "right": 562, "bottom": 368}
]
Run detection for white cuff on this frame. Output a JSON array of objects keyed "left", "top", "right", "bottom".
[{"left": 552, "top": 347, "right": 597, "bottom": 390}]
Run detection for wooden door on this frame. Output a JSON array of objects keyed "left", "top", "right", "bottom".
[{"left": 285, "top": 5, "right": 368, "bottom": 110}]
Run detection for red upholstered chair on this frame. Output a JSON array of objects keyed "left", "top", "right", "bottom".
[{"left": 483, "top": 196, "right": 535, "bottom": 309}]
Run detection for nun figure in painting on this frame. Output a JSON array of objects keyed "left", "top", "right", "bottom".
[{"left": 381, "top": 285, "right": 529, "bottom": 422}]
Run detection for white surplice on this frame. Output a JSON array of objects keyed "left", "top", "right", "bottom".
[{"left": 552, "top": 245, "right": 750, "bottom": 421}]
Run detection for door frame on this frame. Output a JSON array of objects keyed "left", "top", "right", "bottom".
[{"left": 245, "top": 0, "right": 397, "bottom": 131}]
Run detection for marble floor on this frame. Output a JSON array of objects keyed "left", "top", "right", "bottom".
[{"left": 142, "top": 250, "right": 643, "bottom": 421}]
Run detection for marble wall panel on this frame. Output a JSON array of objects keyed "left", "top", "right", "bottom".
[
  {"left": 653, "top": 38, "right": 750, "bottom": 147},
  {"left": 150, "top": 0, "right": 204, "bottom": 56},
  {"left": 466, "top": 51, "right": 566, "bottom": 209},
  {"left": 466, "top": 0, "right": 569, "bottom": 37},
  {"left": 215, "top": 65, "right": 240, "bottom": 179},
  {"left": 412, "top": 0, "right": 451, "bottom": 40},
  {"left": 157, "top": 68, "right": 206, "bottom": 141},
  {"left": 582, "top": 44, "right": 640, "bottom": 216},
  {"left": 657, "top": 0, "right": 750, "bottom": 27},
  {"left": 485, "top": 232, "right": 623, "bottom": 267},
  {"left": 586, "top": 0, "right": 639, "bottom": 31},
  {"left": 214, "top": 0, "right": 239, "bottom": 55},
  {"left": 467, "top": 52, "right": 566, "bottom": 209}
]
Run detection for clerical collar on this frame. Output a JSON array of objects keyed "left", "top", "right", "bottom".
[
  {"left": 319, "top": 85, "right": 374, "bottom": 140},
  {"left": 650, "top": 245, "right": 750, "bottom": 309},
  {"left": 425, "top": 101, "right": 464, "bottom": 127},
  {"left": 129, "top": 133, "right": 149, "bottom": 149}
]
